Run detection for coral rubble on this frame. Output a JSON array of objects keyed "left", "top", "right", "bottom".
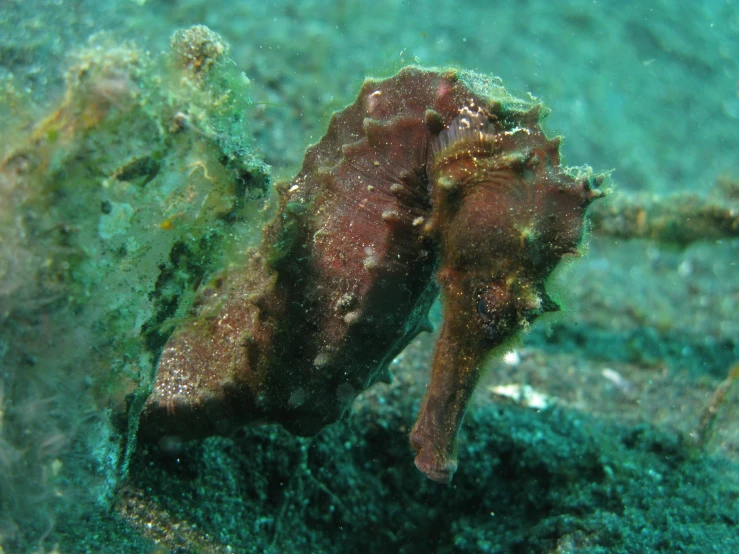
[
  {"left": 139, "top": 66, "right": 602, "bottom": 483},
  {"left": 0, "top": 26, "right": 268, "bottom": 549},
  {"left": 588, "top": 180, "right": 739, "bottom": 245}
]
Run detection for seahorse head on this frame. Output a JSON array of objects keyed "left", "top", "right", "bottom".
[{"left": 427, "top": 105, "right": 602, "bottom": 345}]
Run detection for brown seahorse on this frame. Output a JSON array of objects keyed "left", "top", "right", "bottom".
[{"left": 137, "top": 66, "right": 603, "bottom": 483}]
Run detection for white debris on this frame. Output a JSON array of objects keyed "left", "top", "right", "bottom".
[
  {"left": 602, "top": 367, "right": 633, "bottom": 393},
  {"left": 503, "top": 350, "right": 521, "bottom": 366},
  {"left": 488, "top": 383, "right": 553, "bottom": 410}
]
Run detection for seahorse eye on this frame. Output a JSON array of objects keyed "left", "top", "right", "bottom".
[{"left": 475, "top": 284, "right": 517, "bottom": 342}]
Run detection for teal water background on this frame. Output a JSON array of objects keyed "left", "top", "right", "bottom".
[{"left": 3, "top": 1, "right": 737, "bottom": 191}]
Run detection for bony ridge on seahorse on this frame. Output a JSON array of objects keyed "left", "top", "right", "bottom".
[{"left": 136, "top": 66, "right": 603, "bottom": 484}]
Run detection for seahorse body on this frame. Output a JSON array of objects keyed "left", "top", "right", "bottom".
[{"left": 138, "top": 66, "right": 602, "bottom": 483}]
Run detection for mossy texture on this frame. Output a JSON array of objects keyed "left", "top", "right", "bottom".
[{"left": 0, "top": 28, "right": 268, "bottom": 550}]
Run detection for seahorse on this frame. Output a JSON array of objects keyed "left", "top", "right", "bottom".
[{"left": 138, "top": 66, "right": 603, "bottom": 483}]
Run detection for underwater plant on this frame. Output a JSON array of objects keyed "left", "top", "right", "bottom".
[
  {"left": 138, "top": 66, "right": 603, "bottom": 483},
  {"left": 0, "top": 26, "right": 269, "bottom": 548}
]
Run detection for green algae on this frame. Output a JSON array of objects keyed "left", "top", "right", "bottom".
[{"left": 0, "top": 26, "right": 269, "bottom": 550}]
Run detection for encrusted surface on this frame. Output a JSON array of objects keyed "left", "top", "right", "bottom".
[{"left": 140, "top": 66, "right": 602, "bottom": 482}]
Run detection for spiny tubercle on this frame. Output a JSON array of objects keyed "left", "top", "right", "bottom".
[{"left": 136, "top": 66, "right": 603, "bottom": 486}]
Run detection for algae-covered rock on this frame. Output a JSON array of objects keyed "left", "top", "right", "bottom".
[{"left": 0, "top": 26, "right": 269, "bottom": 548}]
